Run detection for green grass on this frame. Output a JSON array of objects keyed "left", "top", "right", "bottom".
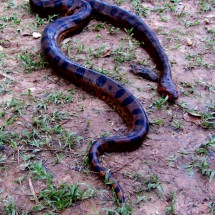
[
  {"left": 181, "top": 107, "right": 215, "bottom": 129},
  {"left": 0, "top": 0, "right": 215, "bottom": 213},
  {"left": 130, "top": 0, "right": 150, "bottom": 17},
  {"left": 184, "top": 19, "right": 201, "bottom": 28},
  {"left": 0, "top": 126, "right": 18, "bottom": 145},
  {"left": 166, "top": 192, "right": 176, "bottom": 215},
  {"left": 0, "top": 79, "right": 14, "bottom": 95},
  {"left": 195, "top": 135, "right": 215, "bottom": 156},
  {"left": 171, "top": 119, "right": 184, "bottom": 130},
  {"left": 185, "top": 53, "right": 215, "bottom": 69},
  {"left": 19, "top": 52, "right": 47, "bottom": 73},
  {"left": 0, "top": 13, "right": 21, "bottom": 24},
  {"left": 3, "top": 196, "right": 17, "bottom": 215},
  {"left": 0, "top": 94, "right": 94, "bottom": 213},
  {"left": 62, "top": 24, "right": 146, "bottom": 84},
  {"left": 198, "top": 0, "right": 214, "bottom": 12},
  {"left": 5, "top": 0, "right": 15, "bottom": 9},
  {"left": 0, "top": 154, "right": 7, "bottom": 164},
  {"left": 152, "top": 96, "right": 169, "bottom": 109},
  {"left": 30, "top": 14, "right": 58, "bottom": 31},
  {"left": 195, "top": 158, "right": 215, "bottom": 181},
  {"left": 37, "top": 183, "right": 95, "bottom": 212},
  {"left": 2, "top": 178, "right": 95, "bottom": 214},
  {"left": 132, "top": 173, "right": 164, "bottom": 199},
  {"left": 176, "top": 136, "right": 215, "bottom": 181},
  {"left": 200, "top": 112, "right": 215, "bottom": 129},
  {"left": 46, "top": 90, "right": 74, "bottom": 104},
  {"left": 102, "top": 202, "right": 133, "bottom": 215},
  {"left": 180, "top": 81, "right": 195, "bottom": 96},
  {"left": 30, "top": 161, "right": 52, "bottom": 182},
  {"left": 0, "top": 52, "right": 6, "bottom": 65},
  {"left": 208, "top": 201, "right": 215, "bottom": 214},
  {"left": 113, "top": 0, "right": 125, "bottom": 5}
]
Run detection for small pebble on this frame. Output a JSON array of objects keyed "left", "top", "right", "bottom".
[
  {"left": 0, "top": 46, "right": 3, "bottom": 51},
  {"left": 33, "top": 32, "right": 41, "bottom": 39},
  {"left": 186, "top": 38, "right": 192, "bottom": 46},
  {"left": 204, "top": 18, "right": 210, "bottom": 24}
]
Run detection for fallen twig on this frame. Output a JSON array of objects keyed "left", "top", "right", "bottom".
[
  {"left": 17, "top": 147, "right": 20, "bottom": 164},
  {"left": 28, "top": 177, "right": 39, "bottom": 204}
]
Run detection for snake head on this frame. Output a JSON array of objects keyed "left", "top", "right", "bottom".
[{"left": 158, "top": 77, "right": 178, "bottom": 102}]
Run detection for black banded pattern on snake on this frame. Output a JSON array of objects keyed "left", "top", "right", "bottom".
[{"left": 29, "top": 0, "right": 178, "bottom": 204}]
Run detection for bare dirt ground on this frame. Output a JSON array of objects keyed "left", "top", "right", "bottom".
[{"left": 0, "top": 0, "right": 214, "bottom": 214}]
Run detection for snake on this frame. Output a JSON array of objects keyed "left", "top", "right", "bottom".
[{"left": 29, "top": 0, "right": 178, "bottom": 204}]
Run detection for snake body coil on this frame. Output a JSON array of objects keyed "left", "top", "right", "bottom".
[{"left": 29, "top": 0, "right": 178, "bottom": 204}]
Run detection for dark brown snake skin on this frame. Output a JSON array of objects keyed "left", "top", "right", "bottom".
[{"left": 29, "top": 0, "right": 178, "bottom": 205}]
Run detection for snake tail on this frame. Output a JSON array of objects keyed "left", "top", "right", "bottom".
[{"left": 30, "top": 0, "right": 149, "bottom": 204}]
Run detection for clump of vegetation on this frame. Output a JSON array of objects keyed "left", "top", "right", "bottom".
[{"left": 37, "top": 183, "right": 95, "bottom": 212}]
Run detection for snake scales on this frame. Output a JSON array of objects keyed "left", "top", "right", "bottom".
[{"left": 29, "top": 0, "right": 178, "bottom": 204}]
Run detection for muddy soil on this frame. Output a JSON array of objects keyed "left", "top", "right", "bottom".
[{"left": 0, "top": 0, "right": 214, "bottom": 214}]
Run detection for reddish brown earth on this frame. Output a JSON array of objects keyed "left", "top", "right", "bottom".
[{"left": 0, "top": 0, "right": 214, "bottom": 214}]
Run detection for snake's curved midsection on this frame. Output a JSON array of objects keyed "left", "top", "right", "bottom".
[
  {"left": 29, "top": 0, "right": 178, "bottom": 204},
  {"left": 41, "top": 15, "right": 149, "bottom": 137},
  {"left": 30, "top": 0, "right": 148, "bottom": 134}
]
